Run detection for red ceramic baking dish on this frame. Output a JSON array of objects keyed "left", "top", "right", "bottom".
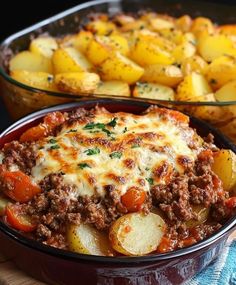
[{"left": 0, "top": 98, "right": 236, "bottom": 285}]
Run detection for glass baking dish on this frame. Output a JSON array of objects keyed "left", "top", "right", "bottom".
[{"left": 1, "top": 0, "right": 236, "bottom": 141}]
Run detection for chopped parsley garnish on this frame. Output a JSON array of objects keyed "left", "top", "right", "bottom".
[
  {"left": 83, "top": 122, "right": 114, "bottom": 137},
  {"left": 78, "top": 163, "right": 91, "bottom": 169},
  {"left": 145, "top": 167, "right": 150, "bottom": 171},
  {"left": 84, "top": 147, "right": 100, "bottom": 155},
  {"left": 131, "top": 144, "right": 140, "bottom": 148},
  {"left": 102, "top": 128, "right": 114, "bottom": 137},
  {"left": 109, "top": 151, "right": 122, "bottom": 159},
  {"left": 107, "top": 117, "right": 118, "bottom": 128},
  {"left": 146, "top": 177, "right": 154, "bottom": 186},
  {"left": 67, "top": 129, "right": 77, "bottom": 133},
  {"left": 50, "top": 145, "right": 60, "bottom": 150},
  {"left": 123, "top": 127, "right": 128, "bottom": 133},
  {"left": 48, "top": 138, "right": 57, "bottom": 144}
]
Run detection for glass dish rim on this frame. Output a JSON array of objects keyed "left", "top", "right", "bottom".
[
  {"left": 1, "top": 0, "right": 236, "bottom": 106},
  {"left": 0, "top": 98, "right": 235, "bottom": 264}
]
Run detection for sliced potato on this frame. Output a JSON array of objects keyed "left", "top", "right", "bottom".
[
  {"left": 94, "top": 81, "right": 130, "bottom": 97},
  {"left": 215, "top": 80, "right": 236, "bottom": 102},
  {"left": 60, "top": 31, "right": 93, "bottom": 53},
  {"left": 9, "top": 51, "right": 52, "bottom": 73},
  {"left": 198, "top": 34, "right": 235, "bottom": 62},
  {"left": 99, "top": 52, "right": 144, "bottom": 84},
  {"left": 130, "top": 39, "right": 175, "bottom": 66},
  {"left": 212, "top": 149, "right": 236, "bottom": 192},
  {"left": 172, "top": 34, "right": 196, "bottom": 64},
  {"left": 158, "top": 28, "right": 183, "bottom": 45},
  {"left": 218, "top": 24, "right": 236, "bottom": 42},
  {"left": 186, "top": 205, "right": 210, "bottom": 228},
  {"left": 120, "top": 20, "right": 148, "bottom": 33},
  {"left": 52, "top": 47, "right": 92, "bottom": 74},
  {"left": 181, "top": 55, "right": 208, "bottom": 76},
  {"left": 150, "top": 17, "right": 174, "bottom": 31},
  {"left": 55, "top": 72, "right": 100, "bottom": 94},
  {"left": 29, "top": 37, "right": 58, "bottom": 58},
  {"left": 11, "top": 70, "right": 58, "bottom": 91},
  {"left": 133, "top": 82, "right": 175, "bottom": 100},
  {"left": 109, "top": 212, "right": 165, "bottom": 256},
  {"left": 176, "top": 72, "right": 212, "bottom": 101},
  {"left": 206, "top": 56, "right": 236, "bottom": 90},
  {"left": 0, "top": 195, "right": 10, "bottom": 216},
  {"left": 176, "top": 15, "right": 192, "bottom": 32},
  {"left": 67, "top": 223, "right": 113, "bottom": 256},
  {"left": 141, "top": 64, "right": 183, "bottom": 87}
]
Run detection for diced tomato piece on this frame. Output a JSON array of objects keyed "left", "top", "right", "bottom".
[
  {"left": 157, "top": 236, "right": 176, "bottom": 253},
  {"left": 226, "top": 197, "right": 236, "bottom": 209},
  {"left": 6, "top": 204, "right": 36, "bottom": 232},
  {"left": 1, "top": 171, "right": 41, "bottom": 203},
  {"left": 121, "top": 187, "right": 146, "bottom": 212},
  {"left": 43, "top": 111, "right": 65, "bottom": 130},
  {"left": 20, "top": 124, "right": 47, "bottom": 142}
]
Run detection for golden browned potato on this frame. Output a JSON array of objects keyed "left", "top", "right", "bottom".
[
  {"left": 119, "top": 20, "right": 148, "bottom": 33},
  {"left": 176, "top": 72, "right": 212, "bottom": 101},
  {"left": 141, "top": 64, "right": 183, "bottom": 87},
  {"left": 172, "top": 33, "right": 196, "bottom": 64},
  {"left": 52, "top": 47, "right": 92, "bottom": 74},
  {"left": 9, "top": 51, "right": 53, "bottom": 73},
  {"left": 60, "top": 31, "right": 93, "bottom": 54},
  {"left": 176, "top": 15, "right": 192, "bottom": 32},
  {"left": 212, "top": 149, "right": 236, "bottom": 192},
  {"left": 99, "top": 52, "right": 144, "bottom": 84},
  {"left": 191, "top": 17, "right": 215, "bottom": 38},
  {"left": 85, "top": 20, "right": 116, "bottom": 35},
  {"left": 206, "top": 56, "right": 236, "bottom": 90},
  {"left": 133, "top": 82, "right": 175, "bottom": 100},
  {"left": 109, "top": 212, "right": 166, "bottom": 256},
  {"left": 11, "top": 70, "right": 58, "bottom": 91},
  {"left": 55, "top": 72, "right": 100, "bottom": 94},
  {"left": 149, "top": 17, "right": 174, "bottom": 31},
  {"left": 218, "top": 24, "right": 236, "bottom": 42},
  {"left": 186, "top": 205, "right": 210, "bottom": 228},
  {"left": 215, "top": 80, "right": 236, "bottom": 102},
  {"left": 158, "top": 28, "right": 183, "bottom": 45},
  {"left": 94, "top": 81, "right": 130, "bottom": 97},
  {"left": 130, "top": 41, "right": 174, "bottom": 66},
  {"left": 29, "top": 37, "right": 58, "bottom": 58},
  {"left": 181, "top": 55, "right": 208, "bottom": 76},
  {"left": 198, "top": 34, "right": 235, "bottom": 62},
  {"left": 67, "top": 223, "right": 113, "bottom": 256}
]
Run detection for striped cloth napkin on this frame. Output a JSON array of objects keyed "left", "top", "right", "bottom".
[{"left": 186, "top": 239, "right": 236, "bottom": 285}]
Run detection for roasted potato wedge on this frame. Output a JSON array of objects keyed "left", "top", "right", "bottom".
[
  {"left": 176, "top": 72, "right": 212, "bottom": 101},
  {"left": 133, "top": 82, "right": 175, "bottom": 100},
  {"left": 60, "top": 31, "right": 93, "bottom": 53},
  {"left": 186, "top": 205, "right": 210, "bottom": 228},
  {"left": 129, "top": 37, "right": 174, "bottom": 66},
  {"left": 212, "top": 149, "right": 236, "bottom": 192},
  {"left": 29, "top": 37, "right": 58, "bottom": 58},
  {"left": 52, "top": 47, "right": 92, "bottom": 74},
  {"left": 55, "top": 72, "right": 100, "bottom": 94},
  {"left": 181, "top": 55, "right": 208, "bottom": 76},
  {"left": 191, "top": 17, "right": 215, "bottom": 38},
  {"left": 85, "top": 20, "right": 116, "bottom": 35},
  {"left": 94, "top": 81, "right": 130, "bottom": 97},
  {"left": 109, "top": 212, "right": 166, "bottom": 256},
  {"left": 206, "top": 56, "right": 236, "bottom": 90},
  {"left": 67, "top": 223, "right": 113, "bottom": 256},
  {"left": 99, "top": 52, "right": 144, "bottom": 84},
  {"left": 215, "top": 80, "right": 236, "bottom": 102},
  {"left": 172, "top": 34, "right": 196, "bottom": 64},
  {"left": 176, "top": 15, "right": 192, "bottom": 32},
  {"left": 11, "top": 70, "right": 58, "bottom": 91},
  {"left": 141, "top": 64, "right": 183, "bottom": 87},
  {"left": 149, "top": 18, "right": 174, "bottom": 31},
  {"left": 9, "top": 51, "right": 53, "bottom": 73},
  {"left": 198, "top": 34, "right": 235, "bottom": 62}
]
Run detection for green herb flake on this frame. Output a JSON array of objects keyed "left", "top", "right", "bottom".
[
  {"left": 145, "top": 167, "right": 150, "bottom": 171},
  {"left": 84, "top": 147, "right": 100, "bottom": 156},
  {"left": 131, "top": 144, "right": 140, "bottom": 148},
  {"left": 83, "top": 122, "right": 105, "bottom": 130},
  {"left": 78, "top": 163, "right": 91, "bottom": 169},
  {"left": 107, "top": 117, "right": 118, "bottom": 128},
  {"left": 67, "top": 129, "right": 77, "bottom": 133},
  {"left": 123, "top": 127, "right": 128, "bottom": 133},
  {"left": 109, "top": 151, "right": 122, "bottom": 159},
  {"left": 50, "top": 145, "right": 60, "bottom": 150},
  {"left": 48, "top": 138, "right": 57, "bottom": 144},
  {"left": 146, "top": 177, "right": 154, "bottom": 186}
]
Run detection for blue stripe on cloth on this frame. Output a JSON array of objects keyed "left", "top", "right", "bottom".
[{"left": 185, "top": 240, "right": 236, "bottom": 285}]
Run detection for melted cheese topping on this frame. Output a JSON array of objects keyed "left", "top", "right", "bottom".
[{"left": 31, "top": 107, "right": 203, "bottom": 198}]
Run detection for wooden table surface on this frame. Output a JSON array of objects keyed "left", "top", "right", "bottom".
[{"left": 0, "top": 231, "right": 235, "bottom": 285}]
